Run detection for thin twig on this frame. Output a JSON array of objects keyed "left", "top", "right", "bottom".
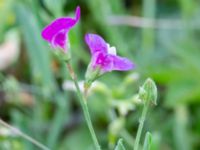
[
  {"left": 107, "top": 15, "right": 199, "bottom": 29},
  {"left": 0, "top": 119, "right": 50, "bottom": 150}
]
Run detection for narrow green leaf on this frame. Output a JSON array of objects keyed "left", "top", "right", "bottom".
[
  {"left": 15, "top": 3, "right": 56, "bottom": 91},
  {"left": 143, "top": 132, "right": 152, "bottom": 150},
  {"left": 115, "top": 139, "right": 126, "bottom": 150},
  {"left": 141, "top": 0, "right": 156, "bottom": 54},
  {"left": 173, "top": 106, "right": 191, "bottom": 150}
]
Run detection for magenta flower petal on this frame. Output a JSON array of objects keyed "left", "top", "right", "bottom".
[
  {"left": 85, "top": 33, "right": 108, "bottom": 54},
  {"left": 41, "top": 18, "right": 76, "bottom": 42},
  {"left": 41, "top": 6, "right": 80, "bottom": 51},
  {"left": 75, "top": 6, "right": 81, "bottom": 21},
  {"left": 91, "top": 53, "right": 134, "bottom": 73},
  {"left": 85, "top": 33, "right": 134, "bottom": 75},
  {"left": 110, "top": 55, "right": 135, "bottom": 71}
]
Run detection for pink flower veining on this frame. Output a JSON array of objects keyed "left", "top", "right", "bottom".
[{"left": 85, "top": 33, "right": 134, "bottom": 73}]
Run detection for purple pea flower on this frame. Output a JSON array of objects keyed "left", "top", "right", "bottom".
[
  {"left": 41, "top": 6, "right": 80, "bottom": 52},
  {"left": 85, "top": 33, "right": 134, "bottom": 74}
]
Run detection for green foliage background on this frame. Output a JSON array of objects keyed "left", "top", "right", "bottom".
[{"left": 0, "top": 0, "right": 200, "bottom": 149}]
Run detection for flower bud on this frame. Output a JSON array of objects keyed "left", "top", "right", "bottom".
[{"left": 139, "top": 78, "right": 157, "bottom": 105}]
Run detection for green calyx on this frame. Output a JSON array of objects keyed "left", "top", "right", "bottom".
[
  {"left": 54, "top": 50, "right": 71, "bottom": 62},
  {"left": 85, "top": 65, "right": 101, "bottom": 88}
]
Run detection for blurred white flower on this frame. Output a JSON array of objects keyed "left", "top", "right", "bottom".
[
  {"left": 124, "top": 72, "right": 140, "bottom": 85},
  {"left": 0, "top": 30, "right": 20, "bottom": 70},
  {"left": 0, "top": 126, "right": 17, "bottom": 137},
  {"left": 62, "top": 80, "right": 108, "bottom": 96},
  {"left": 62, "top": 80, "right": 84, "bottom": 92}
]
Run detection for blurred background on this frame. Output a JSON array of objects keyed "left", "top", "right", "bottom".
[{"left": 0, "top": 0, "right": 200, "bottom": 149}]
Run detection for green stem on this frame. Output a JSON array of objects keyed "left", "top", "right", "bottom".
[
  {"left": 0, "top": 119, "right": 50, "bottom": 150},
  {"left": 134, "top": 101, "right": 149, "bottom": 150},
  {"left": 66, "top": 63, "right": 101, "bottom": 150}
]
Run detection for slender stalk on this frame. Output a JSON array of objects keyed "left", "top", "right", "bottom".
[
  {"left": 133, "top": 101, "right": 149, "bottom": 150},
  {"left": 134, "top": 78, "right": 157, "bottom": 150},
  {"left": 66, "top": 63, "right": 101, "bottom": 150},
  {"left": 0, "top": 119, "right": 50, "bottom": 150}
]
